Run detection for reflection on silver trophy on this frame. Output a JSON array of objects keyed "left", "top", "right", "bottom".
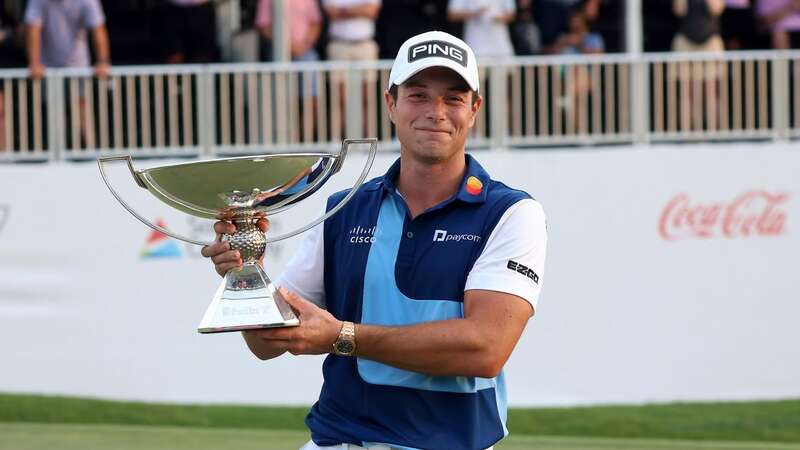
[{"left": 98, "top": 138, "right": 377, "bottom": 333}]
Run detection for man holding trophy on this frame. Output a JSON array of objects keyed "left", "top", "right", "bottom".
[{"left": 202, "top": 31, "right": 548, "bottom": 450}]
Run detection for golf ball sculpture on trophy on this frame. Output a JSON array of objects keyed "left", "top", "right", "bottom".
[{"left": 98, "top": 138, "right": 377, "bottom": 333}]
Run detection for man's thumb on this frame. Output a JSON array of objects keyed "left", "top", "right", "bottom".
[{"left": 278, "top": 287, "right": 307, "bottom": 314}]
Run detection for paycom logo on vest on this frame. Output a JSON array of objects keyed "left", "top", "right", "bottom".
[
  {"left": 140, "top": 218, "right": 183, "bottom": 258},
  {"left": 433, "top": 229, "right": 481, "bottom": 243}
]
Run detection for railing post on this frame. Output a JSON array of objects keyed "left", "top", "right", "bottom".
[
  {"left": 198, "top": 69, "right": 217, "bottom": 156},
  {"left": 46, "top": 72, "right": 64, "bottom": 161},
  {"left": 489, "top": 63, "right": 508, "bottom": 149},
  {"left": 631, "top": 58, "right": 650, "bottom": 144},
  {"left": 346, "top": 68, "right": 364, "bottom": 139},
  {"left": 771, "top": 56, "right": 790, "bottom": 142}
]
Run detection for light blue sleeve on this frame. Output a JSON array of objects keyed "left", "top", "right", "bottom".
[
  {"left": 83, "top": 0, "right": 106, "bottom": 29},
  {"left": 23, "top": 0, "right": 44, "bottom": 25},
  {"left": 584, "top": 33, "right": 605, "bottom": 52},
  {"left": 448, "top": 0, "right": 470, "bottom": 13}
]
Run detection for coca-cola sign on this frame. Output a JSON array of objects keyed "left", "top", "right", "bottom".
[{"left": 659, "top": 191, "right": 789, "bottom": 241}]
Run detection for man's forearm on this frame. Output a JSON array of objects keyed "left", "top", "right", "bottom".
[
  {"left": 26, "top": 24, "right": 42, "bottom": 65},
  {"left": 355, "top": 318, "right": 507, "bottom": 378},
  {"left": 92, "top": 26, "right": 110, "bottom": 63}
]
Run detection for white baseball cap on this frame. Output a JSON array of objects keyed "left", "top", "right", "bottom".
[{"left": 389, "top": 31, "right": 480, "bottom": 93}]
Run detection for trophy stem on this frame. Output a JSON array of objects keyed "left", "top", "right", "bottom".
[{"left": 198, "top": 220, "right": 299, "bottom": 333}]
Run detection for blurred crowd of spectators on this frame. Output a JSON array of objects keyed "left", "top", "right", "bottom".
[
  {"left": 0, "top": 0, "right": 799, "bottom": 73},
  {"left": 0, "top": 0, "right": 620, "bottom": 76}
]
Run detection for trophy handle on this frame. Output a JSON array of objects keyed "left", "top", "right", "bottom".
[
  {"left": 97, "top": 137, "right": 378, "bottom": 247},
  {"left": 264, "top": 138, "right": 377, "bottom": 244},
  {"left": 98, "top": 155, "right": 211, "bottom": 246}
]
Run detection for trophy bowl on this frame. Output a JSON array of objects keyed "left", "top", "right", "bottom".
[{"left": 98, "top": 139, "right": 377, "bottom": 333}]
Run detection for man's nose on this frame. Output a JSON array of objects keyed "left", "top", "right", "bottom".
[{"left": 426, "top": 97, "right": 447, "bottom": 121}]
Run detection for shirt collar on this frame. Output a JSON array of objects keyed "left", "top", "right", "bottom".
[{"left": 377, "top": 154, "right": 490, "bottom": 205}]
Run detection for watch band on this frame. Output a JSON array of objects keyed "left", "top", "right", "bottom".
[{"left": 333, "top": 321, "right": 356, "bottom": 356}]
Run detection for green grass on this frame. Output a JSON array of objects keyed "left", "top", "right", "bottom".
[
  {"left": 2, "top": 423, "right": 799, "bottom": 450},
  {"left": 2, "top": 393, "right": 800, "bottom": 449}
]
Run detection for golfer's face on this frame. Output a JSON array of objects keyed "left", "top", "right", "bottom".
[{"left": 388, "top": 67, "right": 481, "bottom": 163}]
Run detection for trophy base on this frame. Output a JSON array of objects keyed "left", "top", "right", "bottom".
[{"left": 197, "top": 262, "right": 299, "bottom": 334}]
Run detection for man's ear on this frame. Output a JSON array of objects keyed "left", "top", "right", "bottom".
[
  {"left": 384, "top": 90, "right": 396, "bottom": 124},
  {"left": 468, "top": 95, "right": 483, "bottom": 128}
]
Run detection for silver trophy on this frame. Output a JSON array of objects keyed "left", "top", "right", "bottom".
[{"left": 98, "top": 139, "right": 377, "bottom": 333}]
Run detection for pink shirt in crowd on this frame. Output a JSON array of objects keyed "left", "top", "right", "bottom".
[
  {"left": 256, "top": 0, "right": 322, "bottom": 48},
  {"left": 757, "top": 0, "right": 800, "bottom": 31}
]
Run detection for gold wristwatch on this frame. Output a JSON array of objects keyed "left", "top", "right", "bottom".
[{"left": 333, "top": 321, "right": 356, "bottom": 356}]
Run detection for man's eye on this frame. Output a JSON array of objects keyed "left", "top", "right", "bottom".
[
  {"left": 447, "top": 96, "right": 465, "bottom": 103},
  {"left": 410, "top": 93, "right": 425, "bottom": 99}
]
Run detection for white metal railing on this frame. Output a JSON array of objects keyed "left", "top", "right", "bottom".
[{"left": 0, "top": 51, "right": 798, "bottom": 162}]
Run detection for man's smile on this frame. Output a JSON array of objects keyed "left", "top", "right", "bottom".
[{"left": 414, "top": 127, "right": 451, "bottom": 135}]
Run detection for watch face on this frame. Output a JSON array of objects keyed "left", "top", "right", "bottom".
[{"left": 335, "top": 340, "right": 354, "bottom": 355}]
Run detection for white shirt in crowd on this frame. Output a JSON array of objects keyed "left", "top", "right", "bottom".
[
  {"left": 448, "top": 0, "right": 516, "bottom": 58},
  {"left": 322, "top": 0, "right": 381, "bottom": 42}
]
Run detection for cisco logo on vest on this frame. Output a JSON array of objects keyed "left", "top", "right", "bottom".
[{"left": 349, "top": 225, "right": 376, "bottom": 244}]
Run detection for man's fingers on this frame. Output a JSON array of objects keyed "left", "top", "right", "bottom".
[
  {"left": 215, "top": 261, "right": 243, "bottom": 276},
  {"left": 210, "top": 249, "right": 241, "bottom": 265},
  {"left": 213, "top": 221, "right": 237, "bottom": 235},
  {"left": 256, "top": 218, "right": 270, "bottom": 233},
  {"left": 253, "top": 327, "right": 295, "bottom": 340},
  {"left": 278, "top": 287, "right": 312, "bottom": 314},
  {"left": 200, "top": 241, "right": 230, "bottom": 258}
]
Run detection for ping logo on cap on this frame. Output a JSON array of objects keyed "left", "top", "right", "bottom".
[{"left": 408, "top": 40, "right": 468, "bottom": 68}]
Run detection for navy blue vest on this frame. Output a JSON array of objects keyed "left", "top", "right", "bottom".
[{"left": 307, "top": 155, "right": 531, "bottom": 450}]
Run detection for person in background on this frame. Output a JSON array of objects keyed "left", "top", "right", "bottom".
[
  {"left": 510, "top": 0, "right": 541, "bottom": 55},
  {"left": 672, "top": 0, "right": 726, "bottom": 52},
  {"left": 447, "top": 0, "right": 516, "bottom": 58},
  {"left": 256, "top": 0, "right": 322, "bottom": 63},
  {"left": 24, "top": 0, "right": 110, "bottom": 79},
  {"left": 548, "top": 7, "right": 605, "bottom": 55},
  {"left": 1, "top": 0, "right": 25, "bottom": 151},
  {"left": 672, "top": 0, "right": 725, "bottom": 132},
  {"left": 549, "top": 8, "right": 604, "bottom": 132},
  {"left": 164, "top": 0, "right": 219, "bottom": 63},
  {"left": 322, "top": 0, "right": 381, "bottom": 64},
  {"left": 537, "top": 0, "right": 599, "bottom": 51},
  {"left": 24, "top": 0, "right": 111, "bottom": 148},
  {"left": 721, "top": 0, "right": 757, "bottom": 49},
  {"left": 757, "top": 0, "right": 800, "bottom": 48},
  {"left": 256, "top": 0, "right": 323, "bottom": 138},
  {"left": 322, "top": 0, "right": 381, "bottom": 137},
  {"left": 376, "top": 0, "right": 451, "bottom": 59}
]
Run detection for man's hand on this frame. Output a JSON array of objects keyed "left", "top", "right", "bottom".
[
  {"left": 251, "top": 288, "right": 342, "bottom": 356},
  {"left": 200, "top": 218, "right": 269, "bottom": 277},
  {"left": 28, "top": 62, "right": 44, "bottom": 80},
  {"left": 93, "top": 61, "right": 110, "bottom": 79}
]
